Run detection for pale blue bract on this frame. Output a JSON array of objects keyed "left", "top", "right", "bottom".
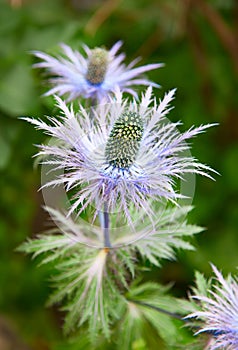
[
  {"left": 188, "top": 265, "right": 238, "bottom": 350},
  {"left": 33, "top": 41, "right": 163, "bottom": 101},
  {"left": 24, "top": 87, "right": 215, "bottom": 227}
]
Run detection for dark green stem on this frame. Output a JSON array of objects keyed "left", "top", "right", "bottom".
[{"left": 127, "top": 299, "right": 184, "bottom": 321}]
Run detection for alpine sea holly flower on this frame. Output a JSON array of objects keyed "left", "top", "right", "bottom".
[
  {"left": 33, "top": 41, "right": 163, "bottom": 101},
  {"left": 24, "top": 87, "right": 215, "bottom": 226},
  {"left": 187, "top": 265, "right": 238, "bottom": 350}
]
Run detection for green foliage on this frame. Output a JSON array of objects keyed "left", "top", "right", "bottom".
[
  {"left": 177, "top": 269, "right": 214, "bottom": 338},
  {"left": 132, "top": 205, "right": 203, "bottom": 266},
  {"left": 186, "top": 269, "right": 213, "bottom": 314},
  {"left": 118, "top": 281, "right": 190, "bottom": 350},
  {"left": 19, "top": 235, "right": 127, "bottom": 340},
  {"left": 192, "top": 271, "right": 211, "bottom": 297},
  {"left": 18, "top": 204, "right": 200, "bottom": 344}
]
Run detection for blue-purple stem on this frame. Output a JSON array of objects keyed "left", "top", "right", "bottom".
[
  {"left": 88, "top": 97, "right": 97, "bottom": 123},
  {"left": 103, "top": 203, "right": 111, "bottom": 248}
]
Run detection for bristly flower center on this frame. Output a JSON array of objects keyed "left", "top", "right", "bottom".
[
  {"left": 86, "top": 48, "right": 108, "bottom": 85},
  {"left": 105, "top": 112, "right": 144, "bottom": 169}
]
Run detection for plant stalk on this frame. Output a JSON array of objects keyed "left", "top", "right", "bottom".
[{"left": 103, "top": 203, "right": 111, "bottom": 248}]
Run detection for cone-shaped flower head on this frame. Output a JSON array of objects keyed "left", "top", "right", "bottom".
[
  {"left": 105, "top": 111, "right": 144, "bottom": 169},
  {"left": 85, "top": 47, "right": 109, "bottom": 85},
  {"left": 187, "top": 265, "right": 238, "bottom": 350},
  {"left": 33, "top": 41, "right": 163, "bottom": 101},
  {"left": 25, "top": 88, "right": 215, "bottom": 225}
]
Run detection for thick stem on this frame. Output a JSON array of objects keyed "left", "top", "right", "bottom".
[
  {"left": 103, "top": 203, "right": 111, "bottom": 248},
  {"left": 90, "top": 96, "right": 97, "bottom": 108}
]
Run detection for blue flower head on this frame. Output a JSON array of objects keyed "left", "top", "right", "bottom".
[
  {"left": 24, "top": 88, "right": 215, "bottom": 226},
  {"left": 33, "top": 41, "right": 163, "bottom": 101},
  {"left": 188, "top": 265, "right": 238, "bottom": 350}
]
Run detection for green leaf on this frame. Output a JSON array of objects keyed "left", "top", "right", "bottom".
[{"left": 117, "top": 281, "right": 188, "bottom": 349}]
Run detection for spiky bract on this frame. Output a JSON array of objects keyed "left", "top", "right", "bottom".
[
  {"left": 24, "top": 88, "right": 215, "bottom": 226},
  {"left": 187, "top": 265, "right": 238, "bottom": 350},
  {"left": 33, "top": 41, "right": 163, "bottom": 101}
]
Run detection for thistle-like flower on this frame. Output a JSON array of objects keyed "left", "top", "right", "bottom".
[
  {"left": 187, "top": 265, "right": 238, "bottom": 350},
  {"left": 33, "top": 41, "right": 162, "bottom": 101},
  {"left": 24, "top": 87, "right": 215, "bottom": 226}
]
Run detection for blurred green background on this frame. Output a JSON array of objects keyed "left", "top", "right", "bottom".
[{"left": 0, "top": 0, "right": 237, "bottom": 348}]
